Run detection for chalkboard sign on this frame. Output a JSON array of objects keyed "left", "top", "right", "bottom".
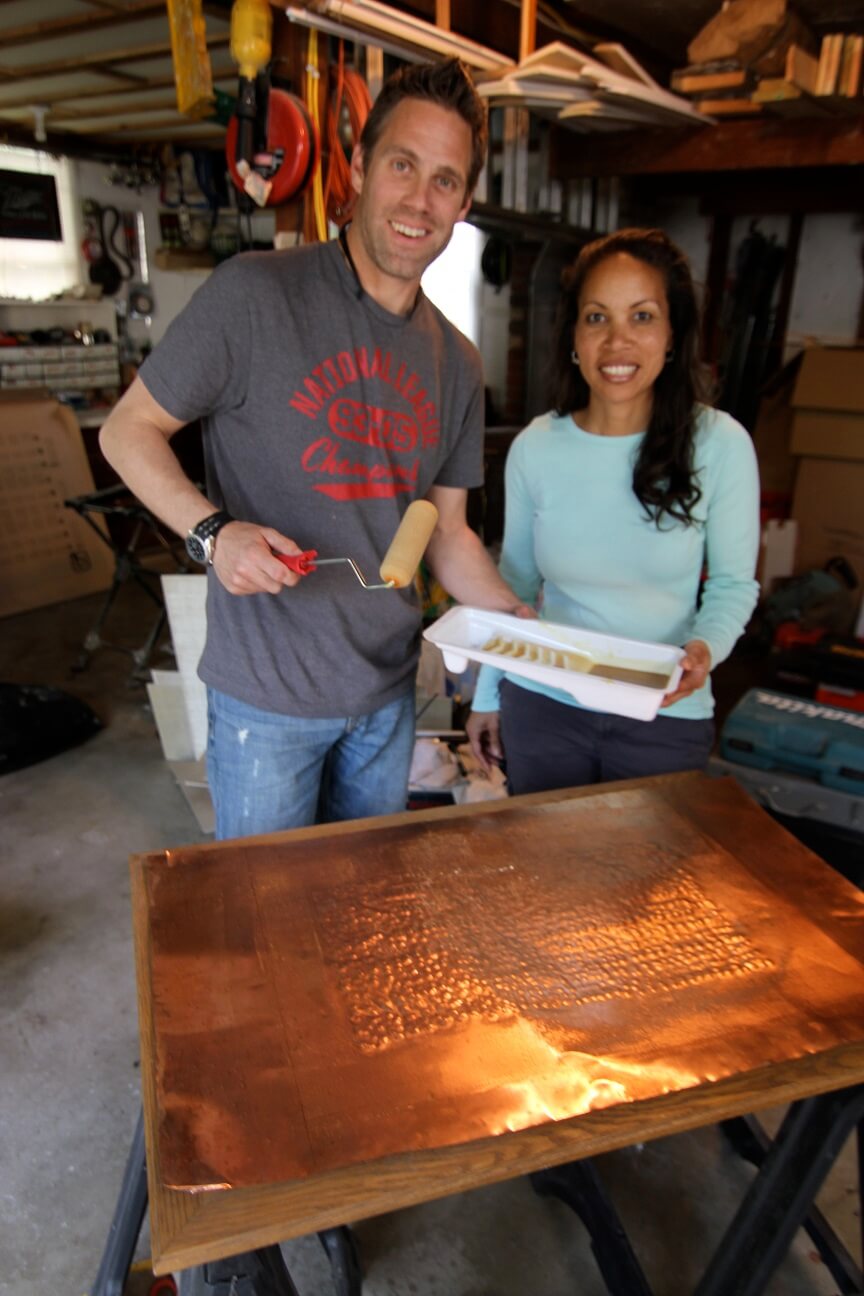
[{"left": 0, "top": 169, "right": 63, "bottom": 241}]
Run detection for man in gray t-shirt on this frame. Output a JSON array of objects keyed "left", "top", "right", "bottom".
[{"left": 100, "top": 58, "right": 530, "bottom": 839}]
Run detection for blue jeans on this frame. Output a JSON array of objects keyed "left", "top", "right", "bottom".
[{"left": 206, "top": 687, "right": 416, "bottom": 840}]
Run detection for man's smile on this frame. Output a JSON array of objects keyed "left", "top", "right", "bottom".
[{"left": 390, "top": 219, "right": 430, "bottom": 239}]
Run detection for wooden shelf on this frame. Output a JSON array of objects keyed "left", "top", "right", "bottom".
[
  {"left": 469, "top": 202, "right": 594, "bottom": 243},
  {"left": 153, "top": 247, "right": 215, "bottom": 272},
  {"left": 549, "top": 113, "right": 864, "bottom": 176}
]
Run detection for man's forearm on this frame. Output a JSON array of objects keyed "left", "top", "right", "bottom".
[
  {"left": 99, "top": 384, "right": 216, "bottom": 538},
  {"left": 425, "top": 525, "right": 528, "bottom": 611}
]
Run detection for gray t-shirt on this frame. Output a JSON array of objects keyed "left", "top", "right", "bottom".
[{"left": 140, "top": 239, "right": 484, "bottom": 718}]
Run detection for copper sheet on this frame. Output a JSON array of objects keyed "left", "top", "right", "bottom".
[{"left": 140, "top": 775, "right": 864, "bottom": 1192}]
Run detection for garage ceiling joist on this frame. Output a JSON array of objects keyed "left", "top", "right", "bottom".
[{"left": 0, "top": 0, "right": 861, "bottom": 157}]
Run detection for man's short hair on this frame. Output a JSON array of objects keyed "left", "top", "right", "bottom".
[{"left": 358, "top": 57, "right": 488, "bottom": 196}]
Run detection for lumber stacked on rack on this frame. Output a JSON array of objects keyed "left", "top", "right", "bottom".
[
  {"left": 671, "top": 0, "right": 862, "bottom": 119},
  {"left": 672, "top": 61, "right": 762, "bottom": 117},
  {"left": 814, "top": 32, "right": 864, "bottom": 99},
  {"left": 478, "top": 41, "right": 710, "bottom": 132}
]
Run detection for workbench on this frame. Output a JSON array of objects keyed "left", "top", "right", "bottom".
[{"left": 128, "top": 772, "right": 864, "bottom": 1294}]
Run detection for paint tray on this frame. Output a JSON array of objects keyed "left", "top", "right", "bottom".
[{"left": 423, "top": 607, "right": 685, "bottom": 721}]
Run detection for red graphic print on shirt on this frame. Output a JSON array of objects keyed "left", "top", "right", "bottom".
[{"left": 289, "top": 345, "right": 440, "bottom": 500}]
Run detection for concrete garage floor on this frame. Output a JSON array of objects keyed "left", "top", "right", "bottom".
[{"left": 0, "top": 576, "right": 860, "bottom": 1296}]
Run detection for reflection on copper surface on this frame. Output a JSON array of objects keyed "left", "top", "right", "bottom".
[
  {"left": 313, "top": 860, "right": 775, "bottom": 1053},
  {"left": 141, "top": 778, "right": 864, "bottom": 1192}
]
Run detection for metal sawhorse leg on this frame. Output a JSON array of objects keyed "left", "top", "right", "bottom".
[
  {"left": 64, "top": 484, "right": 192, "bottom": 682},
  {"left": 530, "top": 1083, "right": 864, "bottom": 1296},
  {"left": 696, "top": 1086, "right": 864, "bottom": 1296},
  {"left": 90, "top": 1107, "right": 362, "bottom": 1296},
  {"left": 91, "top": 1109, "right": 148, "bottom": 1296},
  {"left": 720, "top": 1107, "right": 864, "bottom": 1293}
]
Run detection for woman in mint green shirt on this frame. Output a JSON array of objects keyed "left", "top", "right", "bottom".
[{"left": 466, "top": 228, "right": 760, "bottom": 793}]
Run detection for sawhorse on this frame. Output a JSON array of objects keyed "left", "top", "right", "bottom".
[
  {"left": 91, "top": 1108, "right": 361, "bottom": 1296},
  {"left": 64, "top": 485, "right": 193, "bottom": 682},
  {"left": 93, "top": 1087, "right": 863, "bottom": 1296},
  {"left": 531, "top": 1084, "right": 864, "bottom": 1296}
]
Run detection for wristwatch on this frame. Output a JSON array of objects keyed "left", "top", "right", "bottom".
[{"left": 186, "top": 510, "right": 232, "bottom": 565}]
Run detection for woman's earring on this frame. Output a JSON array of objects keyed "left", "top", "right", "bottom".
[{"left": 570, "top": 350, "right": 580, "bottom": 366}]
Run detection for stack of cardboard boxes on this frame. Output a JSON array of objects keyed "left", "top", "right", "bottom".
[
  {"left": 789, "top": 346, "right": 864, "bottom": 592},
  {"left": 714, "top": 346, "right": 864, "bottom": 852}
]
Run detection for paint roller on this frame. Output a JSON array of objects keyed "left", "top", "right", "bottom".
[{"left": 274, "top": 499, "right": 439, "bottom": 590}]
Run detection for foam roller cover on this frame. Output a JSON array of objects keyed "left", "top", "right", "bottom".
[{"left": 379, "top": 500, "right": 439, "bottom": 588}]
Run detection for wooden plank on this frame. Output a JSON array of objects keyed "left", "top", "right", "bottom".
[
  {"left": 843, "top": 35, "right": 864, "bottom": 97},
  {"left": 0, "top": 1, "right": 165, "bottom": 49},
  {"left": 0, "top": 33, "right": 229, "bottom": 83},
  {"left": 785, "top": 41, "right": 819, "bottom": 94},
  {"left": 671, "top": 67, "right": 749, "bottom": 95},
  {"left": 48, "top": 92, "right": 191, "bottom": 121},
  {"left": 694, "top": 96, "right": 762, "bottom": 116},
  {"left": 71, "top": 113, "right": 210, "bottom": 133},
  {"left": 549, "top": 115, "right": 864, "bottom": 176},
  {"left": 688, "top": 0, "right": 786, "bottom": 65},
  {"left": 0, "top": 66, "right": 234, "bottom": 107},
  {"left": 816, "top": 32, "right": 845, "bottom": 96},
  {"left": 518, "top": 0, "right": 537, "bottom": 64},
  {"left": 593, "top": 42, "right": 661, "bottom": 90},
  {"left": 435, "top": 0, "right": 450, "bottom": 29}
]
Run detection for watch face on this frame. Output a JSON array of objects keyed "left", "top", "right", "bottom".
[
  {"left": 187, "top": 511, "right": 230, "bottom": 565},
  {"left": 185, "top": 532, "right": 208, "bottom": 564}
]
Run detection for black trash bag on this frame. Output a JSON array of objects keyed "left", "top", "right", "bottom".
[{"left": 0, "top": 683, "right": 102, "bottom": 776}]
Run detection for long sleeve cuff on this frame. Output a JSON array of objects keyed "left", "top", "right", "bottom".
[
  {"left": 691, "top": 575, "right": 760, "bottom": 668},
  {"left": 471, "top": 664, "right": 505, "bottom": 712}
]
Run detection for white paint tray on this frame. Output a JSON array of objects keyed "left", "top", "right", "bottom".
[{"left": 423, "top": 607, "right": 685, "bottom": 722}]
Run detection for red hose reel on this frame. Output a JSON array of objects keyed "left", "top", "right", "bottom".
[{"left": 226, "top": 88, "right": 320, "bottom": 207}]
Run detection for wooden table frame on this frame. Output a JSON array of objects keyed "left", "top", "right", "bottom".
[{"left": 129, "top": 775, "right": 864, "bottom": 1287}]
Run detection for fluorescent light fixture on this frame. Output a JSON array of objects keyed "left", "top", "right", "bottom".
[
  {"left": 285, "top": 6, "right": 427, "bottom": 62},
  {"left": 287, "top": 0, "right": 515, "bottom": 73}
]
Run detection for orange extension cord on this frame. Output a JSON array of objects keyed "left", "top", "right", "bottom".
[
  {"left": 304, "top": 28, "right": 328, "bottom": 242},
  {"left": 323, "top": 41, "right": 372, "bottom": 228}
]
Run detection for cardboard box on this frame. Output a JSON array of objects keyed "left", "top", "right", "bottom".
[
  {"left": 751, "top": 356, "right": 801, "bottom": 492},
  {"left": 792, "top": 457, "right": 864, "bottom": 586},
  {"left": 791, "top": 410, "right": 864, "bottom": 461},
  {"left": 791, "top": 345, "right": 864, "bottom": 460},
  {"left": 792, "top": 345, "right": 864, "bottom": 411},
  {"left": 758, "top": 517, "right": 797, "bottom": 594},
  {"left": 0, "top": 394, "right": 115, "bottom": 616}
]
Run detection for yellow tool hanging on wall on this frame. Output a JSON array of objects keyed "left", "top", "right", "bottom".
[
  {"left": 230, "top": 0, "right": 272, "bottom": 193},
  {"left": 166, "top": 0, "right": 215, "bottom": 118},
  {"left": 225, "top": 0, "right": 320, "bottom": 210}
]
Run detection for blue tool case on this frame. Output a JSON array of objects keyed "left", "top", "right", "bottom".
[{"left": 719, "top": 688, "right": 864, "bottom": 796}]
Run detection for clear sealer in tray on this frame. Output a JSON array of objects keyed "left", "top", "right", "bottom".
[{"left": 423, "top": 606, "right": 685, "bottom": 722}]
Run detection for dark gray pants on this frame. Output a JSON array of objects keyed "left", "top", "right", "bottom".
[{"left": 499, "top": 678, "right": 715, "bottom": 795}]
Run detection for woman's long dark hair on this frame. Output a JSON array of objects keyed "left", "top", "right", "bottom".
[{"left": 551, "top": 228, "right": 710, "bottom": 527}]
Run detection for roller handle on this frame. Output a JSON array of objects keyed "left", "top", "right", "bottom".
[{"left": 274, "top": 549, "right": 318, "bottom": 575}]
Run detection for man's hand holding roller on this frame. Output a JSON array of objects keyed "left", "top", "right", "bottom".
[{"left": 211, "top": 523, "right": 309, "bottom": 594}]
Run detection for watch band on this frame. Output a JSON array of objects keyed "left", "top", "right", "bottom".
[{"left": 186, "top": 510, "right": 232, "bottom": 564}]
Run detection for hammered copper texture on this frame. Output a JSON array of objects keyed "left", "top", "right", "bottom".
[{"left": 143, "top": 780, "right": 864, "bottom": 1191}]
